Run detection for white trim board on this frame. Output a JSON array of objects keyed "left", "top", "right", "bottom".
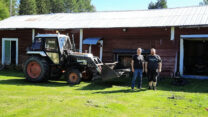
[
  {"left": 180, "top": 35, "right": 208, "bottom": 79},
  {"left": 1, "top": 38, "right": 18, "bottom": 65},
  {"left": 181, "top": 34, "right": 208, "bottom": 39}
]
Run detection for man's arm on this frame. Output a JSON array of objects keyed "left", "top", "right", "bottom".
[
  {"left": 158, "top": 62, "right": 162, "bottom": 72},
  {"left": 145, "top": 62, "right": 148, "bottom": 73},
  {"left": 142, "top": 62, "right": 145, "bottom": 72},
  {"left": 157, "top": 55, "right": 162, "bottom": 72},
  {"left": 131, "top": 60, "right": 134, "bottom": 72}
]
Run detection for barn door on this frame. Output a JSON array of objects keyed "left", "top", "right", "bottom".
[
  {"left": 4, "top": 40, "right": 11, "bottom": 65},
  {"left": 2, "top": 38, "right": 18, "bottom": 65}
]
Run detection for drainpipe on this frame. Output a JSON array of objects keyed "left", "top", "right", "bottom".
[
  {"left": 32, "top": 29, "right": 35, "bottom": 43},
  {"left": 99, "top": 40, "right": 103, "bottom": 61},
  {"left": 79, "top": 29, "right": 83, "bottom": 52},
  {"left": 170, "top": 27, "right": 175, "bottom": 41}
]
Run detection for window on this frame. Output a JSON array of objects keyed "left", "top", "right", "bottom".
[
  {"left": 45, "top": 38, "right": 58, "bottom": 52},
  {"left": 31, "top": 38, "right": 42, "bottom": 50},
  {"left": 59, "top": 37, "right": 72, "bottom": 50}
]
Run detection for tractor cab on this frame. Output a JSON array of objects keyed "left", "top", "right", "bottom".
[{"left": 27, "top": 34, "right": 73, "bottom": 64}]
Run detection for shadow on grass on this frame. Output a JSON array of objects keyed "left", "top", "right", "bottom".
[
  {"left": 79, "top": 77, "right": 208, "bottom": 94},
  {"left": 93, "top": 89, "right": 147, "bottom": 94},
  {"left": 1, "top": 70, "right": 208, "bottom": 93},
  {"left": 0, "top": 79, "right": 68, "bottom": 87},
  {"left": 77, "top": 77, "right": 132, "bottom": 90},
  {"left": 157, "top": 78, "right": 208, "bottom": 93},
  {"left": 0, "top": 70, "right": 24, "bottom": 77}
]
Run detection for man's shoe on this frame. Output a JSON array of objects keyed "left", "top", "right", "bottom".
[
  {"left": 153, "top": 86, "right": 157, "bottom": 90},
  {"left": 148, "top": 86, "right": 152, "bottom": 90}
]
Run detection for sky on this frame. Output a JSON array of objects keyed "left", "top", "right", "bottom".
[{"left": 91, "top": 0, "right": 204, "bottom": 11}]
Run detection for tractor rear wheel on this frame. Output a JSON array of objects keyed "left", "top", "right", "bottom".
[
  {"left": 65, "top": 69, "right": 82, "bottom": 85},
  {"left": 24, "top": 56, "right": 49, "bottom": 82}
]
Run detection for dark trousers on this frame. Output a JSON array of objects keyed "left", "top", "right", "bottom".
[{"left": 147, "top": 70, "right": 159, "bottom": 82}]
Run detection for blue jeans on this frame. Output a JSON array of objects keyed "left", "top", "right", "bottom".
[{"left": 131, "top": 69, "right": 143, "bottom": 89}]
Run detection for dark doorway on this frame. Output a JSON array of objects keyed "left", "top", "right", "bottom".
[
  {"left": 184, "top": 39, "right": 208, "bottom": 76},
  {"left": 113, "top": 49, "right": 150, "bottom": 69},
  {"left": 11, "top": 41, "right": 16, "bottom": 64}
]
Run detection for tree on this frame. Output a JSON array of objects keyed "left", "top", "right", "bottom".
[
  {"left": 50, "top": 0, "right": 65, "bottom": 13},
  {"left": 36, "top": 0, "right": 49, "bottom": 14},
  {"left": 200, "top": 0, "right": 208, "bottom": 5},
  {"left": 148, "top": 0, "right": 167, "bottom": 9},
  {"left": 0, "top": 0, "right": 9, "bottom": 20},
  {"left": 2, "top": 0, "right": 18, "bottom": 16},
  {"left": 63, "top": 0, "right": 95, "bottom": 13},
  {"left": 19, "top": 0, "right": 37, "bottom": 15}
]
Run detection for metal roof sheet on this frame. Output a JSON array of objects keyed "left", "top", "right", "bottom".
[{"left": 0, "top": 6, "right": 208, "bottom": 29}]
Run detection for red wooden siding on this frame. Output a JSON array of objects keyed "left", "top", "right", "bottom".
[{"left": 1, "top": 27, "right": 208, "bottom": 76}]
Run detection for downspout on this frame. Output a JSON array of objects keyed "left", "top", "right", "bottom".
[{"left": 79, "top": 29, "right": 83, "bottom": 53}]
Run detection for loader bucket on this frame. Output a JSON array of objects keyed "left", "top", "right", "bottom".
[{"left": 101, "top": 64, "right": 119, "bottom": 81}]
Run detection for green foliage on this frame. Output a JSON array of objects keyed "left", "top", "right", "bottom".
[
  {"left": 0, "top": 0, "right": 9, "bottom": 20},
  {"left": 63, "top": 0, "right": 95, "bottom": 13},
  {"left": 36, "top": 0, "right": 49, "bottom": 14},
  {"left": 148, "top": 0, "right": 167, "bottom": 9},
  {"left": 19, "top": 0, "right": 37, "bottom": 15},
  {"left": 50, "top": 0, "right": 65, "bottom": 13},
  {"left": 200, "top": 0, "right": 208, "bottom": 5}
]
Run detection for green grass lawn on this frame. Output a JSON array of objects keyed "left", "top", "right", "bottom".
[{"left": 0, "top": 70, "right": 208, "bottom": 117}]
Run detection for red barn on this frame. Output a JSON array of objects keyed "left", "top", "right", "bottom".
[{"left": 0, "top": 6, "right": 208, "bottom": 79}]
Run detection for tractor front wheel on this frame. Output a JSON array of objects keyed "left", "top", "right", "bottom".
[
  {"left": 24, "top": 56, "right": 49, "bottom": 82},
  {"left": 65, "top": 69, "right": 82, "bottom": 85}
]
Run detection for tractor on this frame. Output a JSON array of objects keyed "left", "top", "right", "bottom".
[{"left": 24, "top": 33, "right": 127, "bottom": 85}]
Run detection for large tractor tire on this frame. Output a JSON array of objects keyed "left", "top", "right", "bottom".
[
  {"left": 65, "top": 69, "right": 82, "bottom": 85},
  {"left": 24, "top": 56, "right": 49, "bottom": 82}
]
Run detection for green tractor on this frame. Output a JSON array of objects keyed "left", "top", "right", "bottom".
[{"left": 24, "top": 34, "right": 127, "bottom": 85}]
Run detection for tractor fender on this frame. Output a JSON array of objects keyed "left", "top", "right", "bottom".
[{"left": 27, "top": 51, "right": 47, "bottom": 57}]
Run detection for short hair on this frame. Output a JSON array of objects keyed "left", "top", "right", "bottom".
[
  {"left": 151, "top": 48, "right": 156, "bottom": 53},
  {"left": 151, "top": 48, "right": 156, "bottom": 51},
  {"left": 137, "top": 48, "right": 142, "bottom": 52}
]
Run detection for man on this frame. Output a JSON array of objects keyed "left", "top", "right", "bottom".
[
  {"left": 145, "top": 48, "right": 162, "bottom": 90},
  {"left": 131, "top": 48, "right": 145, "bottom": 89}
]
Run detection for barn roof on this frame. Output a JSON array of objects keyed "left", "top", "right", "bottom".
[{"left": 0, "top": 5, "right": 208, "bottom": 29}]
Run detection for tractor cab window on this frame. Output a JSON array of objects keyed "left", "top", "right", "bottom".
[
  {"left": 31, "top": 38, "right": 42, "bottom": 50},
  {"left": 59, "top": 37, "right": 72, "bottom": 50},
  {"left": 63, "top": 38, "right": 72, "bottom": 50},
  {"left": 45, "top": 38, "right": 58, "bottom": 52},
  {"left": 59, "top": 37, "right": 73, "bottom": 54}
]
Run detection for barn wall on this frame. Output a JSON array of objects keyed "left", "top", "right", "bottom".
[
  {"left": 0, "top": 29, "right": 33, "bottom": 64},
  {"left": 82, "top": 27, "right": 208, "bottom": 76},
  {"left": 1, "top": 27, "right": 208, "bottom": 76},
  {"left": 83, "top": 28, "right": 178, "bottom": 76}
]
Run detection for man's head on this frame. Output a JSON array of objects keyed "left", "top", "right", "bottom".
[
  {"left": 137, "top": 48, "right": 142, "bottom": 55},
  {"left": 151, "top": 48, "right": 156, "bottom": 55}
]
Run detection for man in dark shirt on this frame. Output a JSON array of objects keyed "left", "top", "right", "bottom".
[
  {"left": 145, "top": 48, "right": 162, "bottom": 90},
  {"left": 131, "top": 48, "right": 145, "bottom": 89}
]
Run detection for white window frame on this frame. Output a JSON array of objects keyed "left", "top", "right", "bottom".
[
  {"left": 180, "top": 34, "right": 208, "bottom": 79},
  {"left": 1, "top": 38, "right": 18, "bottom": 65}
]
